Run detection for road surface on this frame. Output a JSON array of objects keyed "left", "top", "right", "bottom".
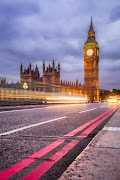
[{"left": 0, "top": 103, "right": 118, "bottom": 180}]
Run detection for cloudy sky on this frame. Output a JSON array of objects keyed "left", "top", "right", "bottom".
[{"left": 0, "top": 0, "right": 120, "bottom": 90}]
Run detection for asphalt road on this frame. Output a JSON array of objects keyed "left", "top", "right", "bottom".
[{"left": 0, "top": 103, "right": 118, "bottom": 180}]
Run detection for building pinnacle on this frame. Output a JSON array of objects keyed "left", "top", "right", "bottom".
[{"left": 89, "top": 16, "right": 94, "bottom": 32}]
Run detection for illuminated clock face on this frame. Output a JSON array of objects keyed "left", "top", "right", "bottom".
[{"left": 86, "top": 49, "right": 93, "bottom": 56}]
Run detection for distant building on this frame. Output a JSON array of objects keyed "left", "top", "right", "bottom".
[
  {"left": 0, "top": 77, "right": 6, "bottom": 85},
  {"left": 61, "top": 80, "right": 84, "bottom": 95},
  {"left": 20, "top": 60, "right": 61, "bottom": 92},
  {"left": 43, "top": 60, "right": 60, "bottom": 85},
  {"left": 20, "top": 63, "right": 43, "bottom": 85},
  {"left": 112, "top": 89, "right": 120, "bottom": 95},
  {"left": 20, "top": 60, "right": 84, "bottom": 94}
]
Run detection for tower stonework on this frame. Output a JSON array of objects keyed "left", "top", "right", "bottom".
[
  {"left": 20, "top": 63, "right": 42, "bottom": 84},
  {"left": 43, "top": 60, "right": 60, "bottom": 85},
  {"left": 84, "top": 17, "right": 99, "bottom": 101}
]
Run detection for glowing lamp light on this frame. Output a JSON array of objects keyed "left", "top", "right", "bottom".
[
  {"left": 23, "top": 82, "right": 28, "bottom": 91},
  {"left": 107, "top": 99, "right": 117, "bottom": 103}
]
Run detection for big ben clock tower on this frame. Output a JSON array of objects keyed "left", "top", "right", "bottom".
[{"left": 84, "top": 17, "right": 99, "bottom": 101}]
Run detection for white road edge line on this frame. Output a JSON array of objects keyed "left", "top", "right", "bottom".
[
  {"left": 0, "top": 116, "right": 68, "bottom": 136},
  {"left": 78, "top": 108, "right": 97, "bottom": 113}
]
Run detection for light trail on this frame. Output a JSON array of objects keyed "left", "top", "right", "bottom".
[{"left": 0, "top": 104, "right": 85, "bottom": 114}]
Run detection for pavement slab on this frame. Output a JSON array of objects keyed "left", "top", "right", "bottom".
[
  {"left": 59, "top": 146, "right": 120, "bottom": 180},
  {"left": 59, "top": 108, "right": 120, "bottom": 180}
]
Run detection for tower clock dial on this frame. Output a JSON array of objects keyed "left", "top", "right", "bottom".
[{"left": 86, "top": 49, "right": 93, "bottom": 56}]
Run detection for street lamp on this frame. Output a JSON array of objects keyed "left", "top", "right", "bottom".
[{"left": 23, "top": 82, "right": 28, "bottom": 91}]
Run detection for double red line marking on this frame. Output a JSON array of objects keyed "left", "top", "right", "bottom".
[
  {"left": 0, "top": 106, "right": 119, "bottom": 180},
  {"left": 22, "top": 140, "right": 79, "bottom": 180},
  {"left": 0, "top": 140, "right": 79, "bottom": 180},
  {"left": 64, "top": 109, "right": 112, "bottom": 137},
  {"left": 77, "top": 107, "right": 118, "bottom": 138},
  {"left": 0, "top": 140, "right": 64, "bottom": 180},
  {"left": 64, "top": 107, "right": 118, "bottom": 138}
]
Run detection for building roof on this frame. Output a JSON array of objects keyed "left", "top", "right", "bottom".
[{"left": 86, "top": 36, "right": 96, "bottom": 43}]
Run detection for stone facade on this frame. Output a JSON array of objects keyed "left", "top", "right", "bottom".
[
  {"left": 43, "top": 60, "right": 60, "bottom": 85},
  {"left": 20, "top": 60, "right": 84, "bottom": 94},
  {"left": 0, "top": 77, "right": 6, "bottom": 85},
  {"left": 20, "top": 60, "right": 61, "bottom": 92},
  {"left": 20, "top": 63, "right": 43, "bottom": 84},
  {"left": 61, "top": 80, "right": 84, "bottom": 95}
]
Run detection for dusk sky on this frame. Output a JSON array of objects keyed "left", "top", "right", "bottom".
[{"left": 0, "top": 0, "right": 120, "bottom": 90}]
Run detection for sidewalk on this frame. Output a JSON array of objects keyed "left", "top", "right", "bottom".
[{"left": 59, "top": 108, "right": 120, "bottom": 180}]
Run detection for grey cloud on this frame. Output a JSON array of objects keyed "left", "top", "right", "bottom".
[
  {"left": 100, "top": 49, "right": 120, "bottom": 61},
  {"left": 0, "top": 0, "right": 120, "bottom": 89},
  {"left": 109, "top": 6, "right": 120, "bottom": 22}
]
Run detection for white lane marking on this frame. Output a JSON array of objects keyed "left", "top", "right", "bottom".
[
  {"left": 103, "top": 127, "right": 120, "bottom": 131},
  {"left": 0, "top": 116, "right": 68, "bottom": 136},
  {"left": 100, "top": 105, "right": 106, "bottom": 108},
  {"left": 78, "top": 108, "right": 97, "bottom": 113},
  {"left": 0, "top": 104, "right": 84, "bottom": 114}
]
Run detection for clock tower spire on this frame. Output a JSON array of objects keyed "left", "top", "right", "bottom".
[
  {"left": 84, "top": 17, "right": 99, "bottom": 102},
  {"left": 89, "top": 16, "right": 93, "bottom": 31},
  {"left": 86, "top": 17, "right": 96, "bottom": 43}
]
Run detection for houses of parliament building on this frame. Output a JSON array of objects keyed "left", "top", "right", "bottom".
[{"left": 20, "top": 17, "right": 99, "bottom": 101}]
